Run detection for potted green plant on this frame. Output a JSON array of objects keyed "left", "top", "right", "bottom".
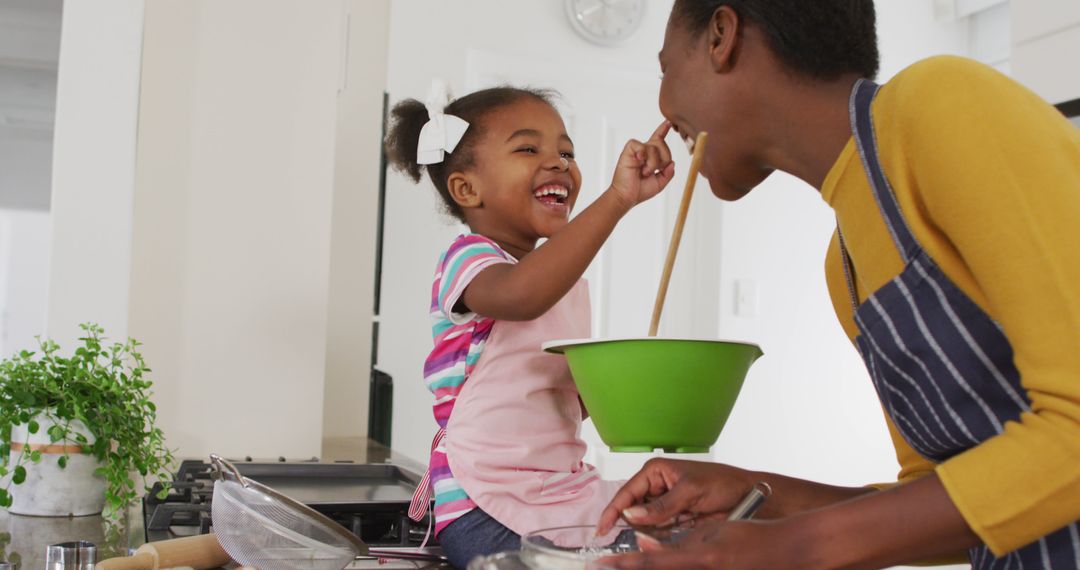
[{"left": 0, "top": 323, "right": 173, "bottom": 517}]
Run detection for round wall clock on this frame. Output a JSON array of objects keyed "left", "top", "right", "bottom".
[{"left": 565, "top": 0, "right": 646, "bottom": 46}]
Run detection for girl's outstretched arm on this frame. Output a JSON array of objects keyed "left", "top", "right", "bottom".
[{"left": 463, "top": 122, "right": 675, "bottom": 321}]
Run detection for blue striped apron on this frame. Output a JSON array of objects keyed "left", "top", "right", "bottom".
[{"left": 837, "top": 78, "right": 1080, "bottom": 569}]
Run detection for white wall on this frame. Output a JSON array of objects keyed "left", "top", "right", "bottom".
[
  {"left": 1012, "top": 0, "right": 1080, "bottom": 104},
  {"left": 968, "top": 2, "right": 1011, "bottom": 73},
  {"left": 878, "top": 1, "right": 971, "bottom": 79},
  {"left": 46, "top": 0, "right": 145, "bottom": 347}
]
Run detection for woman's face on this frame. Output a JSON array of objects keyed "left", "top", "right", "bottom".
[{"left": 658, "top": 15, "right": 774, "bottom": 201}]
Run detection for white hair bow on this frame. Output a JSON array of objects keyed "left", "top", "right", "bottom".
[{"left": 416, "top": 79, "right": 470, "bottom": 165}]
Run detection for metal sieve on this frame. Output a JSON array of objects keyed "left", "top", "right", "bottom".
[{"left": 209, "top": 454, "right": 443, "bottom": 569}]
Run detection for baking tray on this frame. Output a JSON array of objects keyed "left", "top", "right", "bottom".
[{"left": 227, "top": 462, "right": 423, "bottom": 508}]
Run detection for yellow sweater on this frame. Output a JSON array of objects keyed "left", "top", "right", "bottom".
[{"left": 821, "top": 56, "right": 1080, "bottom": 556}]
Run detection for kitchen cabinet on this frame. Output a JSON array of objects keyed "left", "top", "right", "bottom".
[{"left": 125, "top": 0, "right": 390, "bottom": 460}]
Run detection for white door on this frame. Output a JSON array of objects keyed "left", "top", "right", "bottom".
[{"left": 466, "top": 49, "right": 722, "bottom": 478}]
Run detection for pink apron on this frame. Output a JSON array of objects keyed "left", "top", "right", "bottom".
[{"left": 444, "top": 280, "right": 623, "bottom": 537}]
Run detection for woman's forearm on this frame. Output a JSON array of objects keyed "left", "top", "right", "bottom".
[
  {"left": 743, "top": 469, "right": 875, "bottom": 519},
  {"left": 794, "top": 473, "right": 979, "bottom": 569}
]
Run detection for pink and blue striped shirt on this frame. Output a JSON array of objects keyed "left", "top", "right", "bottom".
[{"left": 424, "top": 234, "right": 514, "bottom": 535}]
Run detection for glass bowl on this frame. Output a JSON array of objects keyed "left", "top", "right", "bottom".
[
  {"left": 466, "top": 551, "right": 532, "bottom": 570},
  {"left": 519, "top": 524, "right": 638, "bottom": 569},
  {"left": 466, "top": 522, "right": 696, "bottom": 569}
]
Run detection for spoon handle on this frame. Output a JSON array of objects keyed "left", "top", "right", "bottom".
[
  {"left": 649, "top": 131, "right": 708, "bottom": 337},
  {"left": 727, "top": 481, "right": 773, "bottom": 521}
]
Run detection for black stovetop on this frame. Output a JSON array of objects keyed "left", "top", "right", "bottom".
[{"left": 143, "top": 457, "right": 436, "bottom": 549}]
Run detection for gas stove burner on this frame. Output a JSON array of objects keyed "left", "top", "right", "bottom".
[{"left": 142, "top": 458, "right": 438, "bottom": 551}]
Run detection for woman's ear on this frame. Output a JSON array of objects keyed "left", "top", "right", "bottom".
[
  {"left": 708, "top": 5, "right": 741, "bottom": 73},
  {"left": 447, "top": 172, "right": 482, "bottom": 209}
]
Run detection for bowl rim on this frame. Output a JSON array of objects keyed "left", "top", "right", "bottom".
[
  {"left": 520, "top": 523, "right": 636, "bottom": 561},
  {"left": 542, "top": 337, "right": 763, "bottom": 355}
]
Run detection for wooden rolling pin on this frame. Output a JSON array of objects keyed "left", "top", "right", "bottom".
[{"left": 94, "top": 534, "right": 232, "bottom": 570}]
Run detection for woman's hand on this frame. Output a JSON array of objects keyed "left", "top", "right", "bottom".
[
  {"left": 596, "top": 458, "right": 758, "bottom": 536},
  {"left": 600, "top": 470, "right": 980, "bottom": 570},
  {"left": 598, "top": 458, "right": 877, "bottom": 536},
  {"left": 609, "top": 121, "right": 676, "bottom": 209}
]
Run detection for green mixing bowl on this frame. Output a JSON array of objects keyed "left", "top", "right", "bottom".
[{"left": 544, "top": 338, "right": 762, "bottom": 453}]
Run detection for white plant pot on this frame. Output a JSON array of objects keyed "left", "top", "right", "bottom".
[{"left": 5, "top": 413, "right": 106, "bottom": 516}]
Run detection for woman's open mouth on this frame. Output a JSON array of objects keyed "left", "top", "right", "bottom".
[
  {"left": 682, "top": 133, "right": 695, "bottom": 153},
  {"left": 533, "top": 184, "right": 570, "bottom": 209}
]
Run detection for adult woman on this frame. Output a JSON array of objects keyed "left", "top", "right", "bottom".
[{"left": 597, "top": 1, "right": 1080, "bottom": 568}]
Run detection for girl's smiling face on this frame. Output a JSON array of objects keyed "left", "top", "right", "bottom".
[{"left": 450, "top": 97, "right": 582, "bottom": 257}]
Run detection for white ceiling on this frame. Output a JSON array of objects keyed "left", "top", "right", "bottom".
[{"left": 0, "top": 0, "right": 62, "bottom": 210}]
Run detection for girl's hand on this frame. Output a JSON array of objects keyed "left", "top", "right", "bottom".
[
  {"left": 596, "top": 458, "right": 758, "bottom": 536},
  {"left": 609, "top": 121, "right": 676, "bottom": 209}
]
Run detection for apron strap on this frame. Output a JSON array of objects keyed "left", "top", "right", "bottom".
[
  {"left": 407, "top": 428, "right": 445, "bottom": 522},
  {"left": 836, "top": 226, "right": 861, "bottom": 311},
  {"left": 849, "top": 78, "right": 922, "bottom": 264}
]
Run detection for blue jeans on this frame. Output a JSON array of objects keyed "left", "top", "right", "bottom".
[{"left": 438, "top": 508, "right": 521, "bottom": 569}]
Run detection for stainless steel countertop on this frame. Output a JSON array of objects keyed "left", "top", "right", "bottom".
[{"left": 0, "top": 506, "right": 142, "bottom": 569}]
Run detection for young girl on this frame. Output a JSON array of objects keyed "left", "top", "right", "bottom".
[{"left": 385, "top": 82, "right": 674, "bottom": 568}]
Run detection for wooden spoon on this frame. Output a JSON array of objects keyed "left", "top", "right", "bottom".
[{"left": 649, "top": 132, "right": 708, "bottom": 337}]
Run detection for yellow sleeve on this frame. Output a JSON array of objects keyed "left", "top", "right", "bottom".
[{"left": 898, "top": 57, "right": 1080, "bottom": 555}]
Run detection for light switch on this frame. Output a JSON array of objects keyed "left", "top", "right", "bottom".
[{"left": 735, "top": 279, "right": 758, "bottom": 317}]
